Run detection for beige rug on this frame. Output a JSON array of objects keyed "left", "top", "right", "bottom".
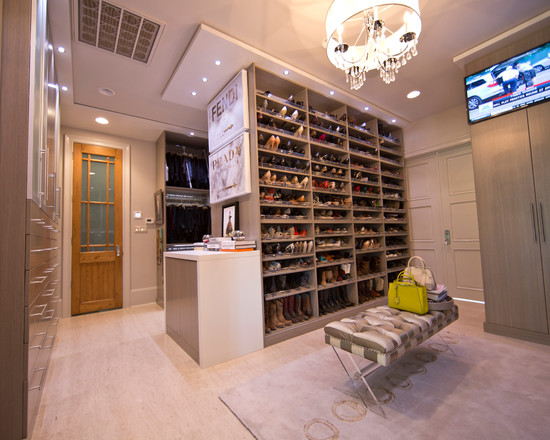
[{"left": 219, "top": 330, "right": 550, "bottom": 440}]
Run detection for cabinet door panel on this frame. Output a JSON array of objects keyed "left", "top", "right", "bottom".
[
  {"left": 471, "top": 110, "right": 547, "bottom": 333},
  {"left": 527, "top": 102, "right": 550, "bottom": 324}
]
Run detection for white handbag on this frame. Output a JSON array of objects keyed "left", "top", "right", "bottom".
[{"left": 406, "top": 256, "right": 437, "bottom": 290}]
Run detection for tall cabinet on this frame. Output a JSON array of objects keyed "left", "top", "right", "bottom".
[
  {"left": 471, "top": 101, "right": 550, "bottom": 344},
  {"left": 247, "top": 66, "right": 410, "bottom": 346}
]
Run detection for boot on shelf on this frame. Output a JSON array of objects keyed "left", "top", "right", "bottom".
[
  {"left": 264, "top": 302, "right": 272, "bottom": 333},
  {"left": 282, "top": 296, "right": 295, "bottom": 323},
  {"left": 302, "top": 292, "right": 313, "bottom": 318},
  {"left": 319, "top": 270, "right": 327, "bottom": 286},
  {"left": 319, "top": 290, "right": 327, "bottom": 315},
  {"left": 338, "top": 285, "right": 354, "bottom": 307},
  {"left": 269, "top": 300, "right": 284, "bottom": 329},
  {"left": 294, "top": 294, "right": 307, "bottom": 321},
  {"left": 287, "top": 295, "right": 299, "bottom": 323},
  {"left": 276, "top": 299, "right": 291, "bottom": 326}
]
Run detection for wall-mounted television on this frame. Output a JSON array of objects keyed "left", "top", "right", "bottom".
[{"left": 465, "top": 41, "right": 550, "bottom": 124}]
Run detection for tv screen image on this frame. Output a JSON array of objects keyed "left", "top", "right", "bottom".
[{"left": 465, "top": 41, "right": 550, "bottom": 124}]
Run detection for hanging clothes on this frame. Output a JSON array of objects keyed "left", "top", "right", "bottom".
[
  {"left": 166, "top": 205, "right": 211, "bottom": 244},
  {"left": 165, "top": 152, "right": 209, "bottom": 189}
]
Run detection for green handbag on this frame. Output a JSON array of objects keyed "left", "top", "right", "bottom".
[{"left": 388, "top": 270, "right": 429, "bottom": 315}]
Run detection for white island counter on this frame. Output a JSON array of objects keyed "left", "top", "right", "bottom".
[{"left": 164, "top": 250, "right": 263, "bottom": 368}]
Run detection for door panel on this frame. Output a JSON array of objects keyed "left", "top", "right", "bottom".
[
  {"left": 72, "top": 143, "right": 122, "bottom": 315},
  {"left": 527, "top": 102, "right": 550, "bottom": 328},
  {"left": 471, "top": 111, "right": 547, "bottom": 332}
]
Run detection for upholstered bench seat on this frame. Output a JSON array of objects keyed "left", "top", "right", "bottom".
[{"left": 325, "top": 305, "right": 459, "bottom": 367}]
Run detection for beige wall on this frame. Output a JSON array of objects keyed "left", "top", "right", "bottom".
[
  {"left": 61, "top": 126, "right": 158, "bottom": 317},
  {"left": 403, "top": 105, "right": 471, "bottom": 158}
]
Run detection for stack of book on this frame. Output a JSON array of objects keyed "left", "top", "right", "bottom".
[
  {"left": 427, "top": 284, "right": 448, "bottom": 301},
  {"left": 220, "top": 239, "right": 256, "bottom": 252},
  {"left": 427, "top": 284, "right": 454, "bottom": 310}
]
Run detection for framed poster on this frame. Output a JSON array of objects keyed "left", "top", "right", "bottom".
[
  {"left": 222, "top": 202, "right": 239, "bottom": 237},
  {"left": 209, "top": 133, "right": 251, "bottom": 204},
  {"left": 207, "top": 70, "right": 249, "bottom": 152}
]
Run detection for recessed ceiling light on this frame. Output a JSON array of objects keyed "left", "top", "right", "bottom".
[
  {"left": 61, "top": 86, "right": 68, "bottom": 92},
  {"left": 215, "top": 60, "right": 221, "bottom": 66},
  {"left": 364, "top": 106, "right": 369, "bottom": 111},
  {"left": 57, "top": 46, "right": 66, "bottom": 53},
  {"left": 95, "top": 117, "right": 109, "bottom": 125},
  {"left": 191, "top": 91, "right": 197, "bottom": 96},
  {"left": 202, "top": 77, "right": 208, "bottom": 82},
  {"left": 283, "top": 70, "right": 290, "bottom": 75},
  {"left": 407, "top": 90, "right": 421, "bottom": 99},
  {"left": 329, "top": 90, "right": 335, "bottom": 95},
  {"left": 190, "top": 132, "right": 195, "bottom": 136},
  {"left": 391, "top": 119, "right": 397, "bottom": 123},
  {"left": 48, "top": 44, "right": 53, "bottom": 50},
  {"left": 98, "top": 87, "right": 115, "bottom": 96}
]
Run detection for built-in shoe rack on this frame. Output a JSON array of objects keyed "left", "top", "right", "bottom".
[{"left": 248, "top": 66, "right": 409, "bottom": 346}]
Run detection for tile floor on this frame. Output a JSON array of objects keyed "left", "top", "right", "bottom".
[{"left": 30, "top": 300, "right": 545, "bottom": 439}]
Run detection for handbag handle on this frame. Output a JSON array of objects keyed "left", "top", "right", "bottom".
[
  {"left": 407, "top": 256, "right": 427, "bottom": 270},
  {"left": 396, "top": 270, "right": 417, "bottom": 285}
]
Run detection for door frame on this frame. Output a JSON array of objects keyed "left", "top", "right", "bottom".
[{"left": 62, "top": 133, "right": 131, "bottom": 318}]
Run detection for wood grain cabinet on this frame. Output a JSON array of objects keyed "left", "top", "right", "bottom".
[{"left": 471, "top": 101, "right": 550, "bottom": 344}]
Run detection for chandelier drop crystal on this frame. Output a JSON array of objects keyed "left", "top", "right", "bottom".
[{"left": 325, "top": 0, "right": 421, "bottom": 89}]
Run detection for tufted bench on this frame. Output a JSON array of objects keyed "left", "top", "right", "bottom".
[{"left": 324, "top": 305, "right": 459, "bottom": 413}]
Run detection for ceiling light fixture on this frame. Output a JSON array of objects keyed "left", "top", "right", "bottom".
[
  {"left": 202, "top": 77, "right": 208, "bottom": 82},
  {"left": 61, "top": 86, "right": 68, "bottom": 92},
  {"left": 215, "top": 60, "right": 221, "bottom": 66},
  {"left": 57, "top": 46, "right": 66, "bottom": 53},
  {"left": 325, "top": 0, "right": 422, "bottom": 89},
  {"left": 329, "top": 90, "right": 335, "bottom": 95},
  {"left": 283, "top": 70, "right": 290, "bottom": 75},
  {"left": 190, "top": 132, "right": 195, "bottom": 136},
  {"left": 95, "top": 117, "right": 109, "bottom": 125},
  {"left": 191, "top": 91, "right": 197, "bottom": 96},
  {"left": 407, "top": 90, "right": 420, "bottom": 99},
  {"left": 364, "top": 106, "right": 369, "bottom": 110}
]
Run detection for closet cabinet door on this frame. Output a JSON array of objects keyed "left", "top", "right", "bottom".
[
  {"left": 471, "top": 111, "right": 547, "bottom": 333},
  {"left": 528, "top": 101, "right": 550, "bottom": 322}
]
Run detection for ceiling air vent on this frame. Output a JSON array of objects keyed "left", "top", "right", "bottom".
[{"left": 78, "top": 0, "right": 162, "bottom": 63}]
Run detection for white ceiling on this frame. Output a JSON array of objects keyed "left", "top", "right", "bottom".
[{"left": 48, "top": 0, "right": 550, "bottom": 142}]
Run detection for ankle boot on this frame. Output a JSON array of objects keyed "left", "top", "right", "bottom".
[
  {"left": 276, "top": 299, "right": 291, "bottom": 326},
  {"left": 270, "top": 301, "right": 284, "bottom": 328},
  {"left": 325, "top": 269, "right": 333, "bottom": 284},
  {"left": 319, "top": 291, "right": 327, "bottom": 315},
  {"left": 294, "top": 294, "right": 307, "bottom": 321},
  {"left": 286, "top": 295, "right": 299, "bottom": 323},
  {"left": 302, "top": 292, "right": 313, "bottom": 318}
]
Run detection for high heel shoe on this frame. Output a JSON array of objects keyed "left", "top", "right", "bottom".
[
  {"left": 273, "top": 136, "right": 281, "bottom": 151},
  {"left": 290, "top": 176, "right": 299, "bottom": 185},
  {"left": 280, "top": 106, "right": 287, "bottom": 116},
  {"left": 291, "top": 109, "right": 299, "bottom": 121},
  {"left": 300, "top": 177, "right": 308, "bottom": 188},
  {"left": 260, "top": 170, "right": 271, "bottom": 183},
  {"left": 264, "top": 135, "right": 275, "bottom": 150},
  {"left": 295, "top": 125, "right": 304, "bottom": 136}
]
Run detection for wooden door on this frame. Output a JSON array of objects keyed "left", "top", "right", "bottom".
[
  {"left": 527, "top": 102, "right": 550, "bottom": 326},
  {"left": 471, "top": 111, "right": 547, "bottom": 333},
  {"left": 72, "top": 143, "right": 122, "bottom": 315},
  {"left": 438, "top": 147, "right": 484, "bottom": 302}
]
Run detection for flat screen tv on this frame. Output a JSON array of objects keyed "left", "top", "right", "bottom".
[{"left": 465, "top": 40, "right": 550, "bottom": 124}]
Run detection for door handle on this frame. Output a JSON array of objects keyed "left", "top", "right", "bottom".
[
  {"left": 116, "top": 245, "right": 121, "bottom": 257},
  {"left": 531, "top": 204, "right": 538, "bottom": 243},
  {"left": 540, "top": 203, "right": 546, "bottom": 243},
  {"left": 444, "top": 229, "right": 451, "bottom": 245}
]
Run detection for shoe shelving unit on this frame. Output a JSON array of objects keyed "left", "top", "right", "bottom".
[{"left": 246, "top": 65, "right": 410, "bottom": 346}]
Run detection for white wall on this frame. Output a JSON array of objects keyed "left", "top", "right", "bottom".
[
  {"left": 403, "top": 105, "right": 471, "bottom": 158},
  {"left": 61, "top": 127, "right": 158, "bottom": 317}
]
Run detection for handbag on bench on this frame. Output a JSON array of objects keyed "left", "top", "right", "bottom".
[
  {"left": 406, "top": 256, "right": 437, "bottom": 290},
  {"left": 388, "top": 270, "right": 429, "bottom": 315}
]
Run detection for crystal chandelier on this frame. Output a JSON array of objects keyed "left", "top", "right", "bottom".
[{"left": 325, "top": 0, "right": 422, "bottom": 89}]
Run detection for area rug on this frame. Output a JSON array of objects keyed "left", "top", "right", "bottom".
[{"left": 219, "top": 330, "right": 550, "bottom": 440}]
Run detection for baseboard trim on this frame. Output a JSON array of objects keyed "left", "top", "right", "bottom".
[
  {"left": 484, "top": 321, "right": 550, "bottom": 346},
  {"left": 130, "top": 287, "right": 157, "bottom": 306}
]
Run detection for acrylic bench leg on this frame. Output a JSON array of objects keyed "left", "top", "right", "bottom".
[{"left": 331, "top": 346, "right": 386, "bottom": 417}]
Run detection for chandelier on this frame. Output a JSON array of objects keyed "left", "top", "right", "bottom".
[{"left": 325, "top": 0, "right": 422, "bottom": 89}]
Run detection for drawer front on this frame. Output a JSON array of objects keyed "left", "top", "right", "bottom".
[
  {"left": 28, "top": 261, "right": 59, "bottom": 307},
  {"left": 28, "top": 234, "right": 60, "bottom": 269}
]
